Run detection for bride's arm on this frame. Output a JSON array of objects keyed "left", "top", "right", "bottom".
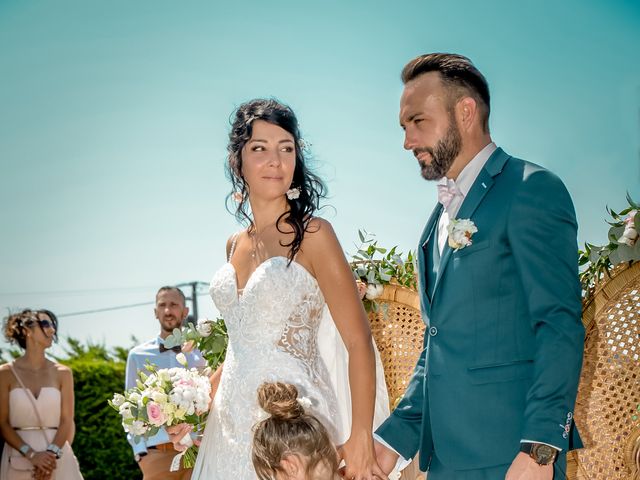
[
  {"left": 302, "top": 218, "right": 385, "bottom": 480},
  {"left": 209, "top": 363, "right": 223, "bottom": 401}
]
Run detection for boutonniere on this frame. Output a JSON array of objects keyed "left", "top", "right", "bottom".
[{"left": 447, "top": 218, "right": 478, "bottom": 250}]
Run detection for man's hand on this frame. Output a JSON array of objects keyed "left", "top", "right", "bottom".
[
  {"left": 373, "top": 440, "right": 399, "bottom": 476},
  {"left": 505, "top": 452, "right": 554, "bottom": 480}
]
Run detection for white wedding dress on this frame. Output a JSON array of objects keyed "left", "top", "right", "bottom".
[{"left": 191, "top": 251, "right": 390, "bottom": 479}]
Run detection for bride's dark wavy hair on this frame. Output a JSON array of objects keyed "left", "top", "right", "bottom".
[{"left": 225, "top": 98, "right": 327, "bottom": 262}]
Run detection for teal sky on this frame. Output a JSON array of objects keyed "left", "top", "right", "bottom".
[{"left": 1, "top": 0, "right": 639, "bottom": 354}]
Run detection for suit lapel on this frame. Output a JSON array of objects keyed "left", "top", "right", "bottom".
[
  {"left": 417, "top": 203, "right": 443, "bottom": 317},
  {"left": 431, "top": 148, "right": 510, "bottom": 299}
]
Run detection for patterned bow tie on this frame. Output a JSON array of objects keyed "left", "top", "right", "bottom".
[
  {"left": 437, "top": 178, "right": 462, "bottom": 210},
  {"left": 159, "top": 344, "right": 181, "bottom": 353}
]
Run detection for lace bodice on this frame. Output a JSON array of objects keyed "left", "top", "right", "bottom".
[
  {"left": 210, "top": 257, "right": 326, "bottom": 367},
  {"left": 192, "top": 255, "right": 338, "bottom": 479}
]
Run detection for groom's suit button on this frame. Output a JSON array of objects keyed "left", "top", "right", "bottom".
[{"left": 429, "top": 326, "right": 438, "bottom": 336}]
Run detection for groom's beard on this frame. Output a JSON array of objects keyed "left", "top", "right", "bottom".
[{"left": 415, "top": 113, "right": 462, "bottom": 181}]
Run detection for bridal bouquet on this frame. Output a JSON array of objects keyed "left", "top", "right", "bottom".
[
  {"left": 109, "top": 357, "right": 211, "bottom": 470},
  {"left": 164, "top": 317, "right": 228, "bottom": 370}
]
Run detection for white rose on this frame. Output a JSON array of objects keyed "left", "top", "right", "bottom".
[
  {"left": 111, "top": 393, "right": 126, "bottom": 407},
  {"left": 127, "top": 420, "right": 148, "bottom": 436},
  {"left": 365, "top": 283, "right": 384, "bottom": 300},
  {"left": 128, "top": 392, "right": 142, "bottom": 405},
  {"left": 157, "top": 369, "right": 171, "bottom": 383},
  {"left": 618, "top": 225, "right": 638, "bottom": 246},
  {"left": 175, "top": 353, "right": 188, "bottom": 367},
  {"left": 196, "top": 319, "right": 213, "bottom": 337},
  {"left": 119, "top": 403, "right": 134, "bottom": 420},
  {"left": 151, "top": 391, "right": 168, "bottom": 404},
  {"left": 447, "top": 218, "right": 478, "bottom": 250}
]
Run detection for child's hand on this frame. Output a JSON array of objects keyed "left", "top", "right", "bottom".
[
  {"left": 337, "top": 430, "right": 387, "bottom": 480},
  {"left": 166, "top": 423, "right": 198, "bottom": 451}
]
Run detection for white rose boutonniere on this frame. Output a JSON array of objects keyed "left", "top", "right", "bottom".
[{"left": 447, "top": 218, "right": 478, "bottom": 250}]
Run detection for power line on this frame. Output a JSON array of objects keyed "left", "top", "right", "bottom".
[
  {"left": 57, "top": 292, "right": 211, "bottom": 318},
  {"left": 0, "top": 286, "right": 159, "bottom": 297}
]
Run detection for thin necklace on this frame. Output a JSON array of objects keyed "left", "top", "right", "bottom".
[{"left": 248, "top": 221, "right": 277, "bottom": 261}]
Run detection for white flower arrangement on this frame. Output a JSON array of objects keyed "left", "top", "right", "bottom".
[
  {"left": 447, "top": 218, "right": 478, "bottom": 250},
  {"left": 109, "top": 363, "right": 211, "bottom": 470},
  {"left": 580, "top": 194, "right": 640, "bottom": 296}
]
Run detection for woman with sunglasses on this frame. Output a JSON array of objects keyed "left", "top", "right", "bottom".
[{"left": 0, "top": 309, "right": 83, "bottom": 479}]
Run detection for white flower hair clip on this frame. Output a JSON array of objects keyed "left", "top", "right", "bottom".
[{"left": 297, "top": 396, "right": 312, "bottom": 410}]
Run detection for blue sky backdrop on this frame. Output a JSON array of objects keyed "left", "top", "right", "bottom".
[{"left": 1, "top": 0, "right": 639, "bottom": 354}]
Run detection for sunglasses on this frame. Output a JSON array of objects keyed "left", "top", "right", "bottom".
[
  {"left": 25, "top": 317, "right": 56, "bottom": 331},
  {"left": 36, "top": 319, "right": 55, "bottom": 330}
]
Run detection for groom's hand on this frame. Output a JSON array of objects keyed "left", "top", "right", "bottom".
[
  {"left": 373, "top": 440, "right": 399, "bottom": 476},
  {"left": 505, "top": 452, "right": 553, "bottom": 480}
]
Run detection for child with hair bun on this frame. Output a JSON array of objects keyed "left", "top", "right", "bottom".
[{"left": 252, "top": 382, "right": 340, "bottom": 480}]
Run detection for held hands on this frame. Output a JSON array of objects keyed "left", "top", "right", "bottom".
[
  {"left": 166, "top": 423, "right": 200, "bottom": 452},
  {"left": 337, "top": 430, "right": 387, "bottom": 480},
  {"left": 373, "top": 440, "right": 399, "bottom": 476},
  {"left": 30, "top": 451, "right": 57, "bottom": 479},
  {"left": 505, "top": 452, "right": 554, "bottom": 480}
]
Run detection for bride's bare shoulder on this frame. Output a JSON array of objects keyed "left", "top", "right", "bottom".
[{"left": 303, "top": 217, "right": 340, "bottom": 253}]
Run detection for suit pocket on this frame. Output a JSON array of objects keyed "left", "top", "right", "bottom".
[
  {"left": 467, "top": 359, "right": 533, "bottom": 385},
  {"left": 454, "top": 239, "right": 490, "bottom": 258}
]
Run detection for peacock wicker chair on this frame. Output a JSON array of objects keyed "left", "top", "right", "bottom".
[
  {"left": 367, "top": 282, "right": 426, "bottom": 479},
  {"left": 567, "top": 261, "right": 640, "bottom": 480},
  {"left": 367, "top": 282, "right": 424, "bottom": 410}
]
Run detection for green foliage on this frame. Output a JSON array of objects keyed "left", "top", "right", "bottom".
[
  {"left": 164, "top": 318, "right": 228, "bottom": 370},
  {"left": 579, "top": 194, "right": 640, "bottom": 298},
  {"left": 52, "top": 337, "right": 141, "bottom": 479},
  {"left": 350, "top": 229, "right": 417, "bottom": 312}
]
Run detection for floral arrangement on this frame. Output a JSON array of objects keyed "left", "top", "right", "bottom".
[
  {"left": 108, "top": 356, "right": 211, "bottom": 470},
  {"left": 350, "top": 230, "right": 417, "bottom": 312},
  {"left": 447, "top": 218, "right": 477, "bottom": 250},
  {"left": 164, "top": 317, "right": 228, "bottom": 370},
  {"left": 579, "top": 194, "right": 640, "bottom": 298}
]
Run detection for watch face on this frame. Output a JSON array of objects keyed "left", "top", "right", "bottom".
[{"left": 532, "top": 444, "right": 556, "bottom": 465}]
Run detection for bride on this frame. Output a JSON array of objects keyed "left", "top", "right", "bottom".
[{"left": 185, "top": 98, "right": 388, "bottom": 480}]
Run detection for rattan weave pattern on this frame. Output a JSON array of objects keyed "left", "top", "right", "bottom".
[
  {"left": 568, "top": 262, "right": 640, "bottom": 480},
  {"left": 367, "top": 283, "right": 424, "bottom": 410}
]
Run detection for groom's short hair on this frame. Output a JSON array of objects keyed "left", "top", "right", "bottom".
[
  {"left": 155, "top": 286, "right": 186, "bottom": 306},
  {"left": 401, "top": 53, "right": 491, "bottom": 133}
]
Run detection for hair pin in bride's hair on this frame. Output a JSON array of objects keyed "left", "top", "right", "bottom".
[
  {"left": 298, "top": 138, "right": 311, "bottom": 151},
  {"left": 296, "top": 396, "right": 312, "bottom": 410}
]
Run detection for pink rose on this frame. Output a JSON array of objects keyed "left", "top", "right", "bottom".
[
  {"left": 181, "top": 340, "right": 195, "bottom": 353},
  {"left": 146, "top": 402, "right": 166, "bottom": 427},
  {"left": 624, "top": 210, "right": 637, "bottom": 227},
  {"left": 355, "top": 280, "right": 367, "bottom": 300}
]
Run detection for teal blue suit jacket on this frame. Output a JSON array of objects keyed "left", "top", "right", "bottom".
[{"left": 376, "top": 148, "right": 584, "bottom": 471}]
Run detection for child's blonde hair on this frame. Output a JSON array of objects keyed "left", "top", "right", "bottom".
[{"left": 252, "top": 382, "right": 338, "bottom": 479}]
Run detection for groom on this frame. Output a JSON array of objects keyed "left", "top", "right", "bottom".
[{"left": 374, "top": 53, "right": 584, "bottom": 479}]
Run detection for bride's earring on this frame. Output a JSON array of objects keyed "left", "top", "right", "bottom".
[
  {"left": 286, "top": 187, "right": 300, "bottom": 200},
  {"left": 232, "top": 191, "right": 244, "bottom": 202}
]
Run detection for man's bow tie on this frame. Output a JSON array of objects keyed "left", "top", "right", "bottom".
[
  {"left": 159, "top": 344, "right": 182, "bottom": 353},
  {"left": 437, "top": 178, "right": 462, "bottom": 210}
]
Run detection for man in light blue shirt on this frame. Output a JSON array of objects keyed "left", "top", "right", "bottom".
[{"left": 125, "top": 286, "right": 206, "bottom": 480}]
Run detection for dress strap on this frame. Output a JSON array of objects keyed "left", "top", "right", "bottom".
[
  {"left": 8, "top": 362, "right": 49, "bottom": 443},
  {"left": 227, "top": 232, "right": 240, "bottom": 262}
]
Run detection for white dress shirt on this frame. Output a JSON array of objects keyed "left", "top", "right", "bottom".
[{"left": 437, "top": 142, "right": 497, "bottom": 253}]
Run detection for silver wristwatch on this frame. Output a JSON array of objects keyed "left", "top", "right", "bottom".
[{"left": 46, "top": 443, "right": 63, "bottom": 459}]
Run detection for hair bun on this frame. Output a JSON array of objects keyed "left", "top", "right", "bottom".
[{"left": 257, "top": 382, "right": 305, "bottom": 420}]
